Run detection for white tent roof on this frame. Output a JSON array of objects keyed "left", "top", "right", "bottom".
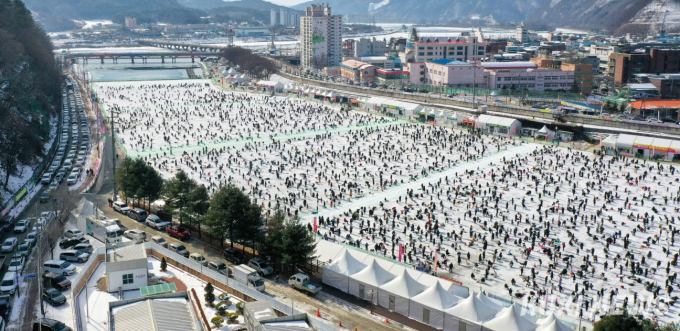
[
  {"left": 537, "top": 126, "right": 554, "bottom": 134},
  {"left": 365, "top": 96, "right": 423, "bottom": 111},
  {"left": 671, "top": 140, "right": 680, "bottom": 152},
  {"left": 324, "top": 249, "right": 368, "bottom": 276},
  {"left": 476, "top": 292, "right": 503, "bottom": 311},
  {"left": 350, "top": 259, "right": 396, "bottom": 287},
  {"left": 617, "top": 134, "right": 637, "bottom": 149},
  {"left": 536, "top": 313, "right": 573, "bottom": 331},
  {"left": 315, "top": 239, "right": 346, "bottom": 263},
  {"left": 327, "top": 91, "right": 337, "bottom": 97},
  {"left": 483, "top": 304, "right": 537, "bottom": 331},
  {"left": 379, "top": 269, "right": 427, "bottom": 298},
  {"left": 410, "top": 282, "right": 460, "bottom": 311},
  {"left": 445, "top": 292, "right": 500, "bottom": 323},
  {"left": 652, "top": 138, "right": 673, "bottom": 151},
  {"left": 633, "top": 136, "right": 654, "bottom": 147},
  {"left": 602, "top": 135, "right": 617, "bottom": 149}
]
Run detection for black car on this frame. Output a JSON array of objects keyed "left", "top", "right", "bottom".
[
  {"left": 43, "top": 272, "right": 71, "bottom": 291},
  {"left": 662, "top": 117, "right": 677, "bottom": 123},
  {"left": 58, "top": 237, "right": 89, "bottom": 249},
  {"left": 33, "top": 318, "right": 73, "bottom": 331},
  {"left": 222, "top": 247, "right": 246, "bottom": 264},
  {"left": 42, "top": 288, "right": 66, "bottom": 306},
  {"left": 0, "top": 216, "right": 13, "bottom": 232}
]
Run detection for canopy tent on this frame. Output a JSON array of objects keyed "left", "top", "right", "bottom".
[
  {"left": 408, "top": 282, "right": 461, "bottom": 329},
  {"left": 475, "top": 292, "right": 503, "bottom": 311},
  {"left": 348, "top": 258, "right": 396, "bottom": 303},
  {"left": 601, "top": 135, "right": 617, "bottom": 149},
  {"left": 321, "top": 249, "right": 368, "bottom": 293},
  {"left": 536, "top": 313, "right": 573, "bottom": 331},
  {"left": 483, "top": 304, "right": 537, "bottom": 331},
  {"left": 443, "top": 293, "right": 501, "bottom": 331},
  {"left": 616, "top": 134, "right": 637, "bottom": 150},
  {"left": 377, "top": 269, "right": 427, "bottom": 316},
  {"left": 671, "top": 140, "right": 680, "bottom": 154},
  {"left": 326, "top": 90, "right": 337, "bottom": 98},
  {"left": 537, "top": 126, "right": 554, "bottom": 135}
]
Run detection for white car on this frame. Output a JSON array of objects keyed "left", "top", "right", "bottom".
[
  {"left": 7, "top": 256, "right": 24, "bottom": 272},
  {"left": 64, "top": 229, "right": 84, "bottom": 239},
  {"left": 124, "top": 229, "right": 146, "bottom": 241},
  {"left": 112, "top": 201, "right": 131, "bottom": 215},
  {"left": 66, "top": 173, "right": 77, "bottom": 185},
  {"left": 1, "top": 238, "right": 18, "bottom": 253}
]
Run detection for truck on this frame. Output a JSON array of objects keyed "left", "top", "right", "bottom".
[
  {"left": 288, "top": 273, "right": 322, "bottom": 295},
  {"left": 166, "top": 225, "right": 190, "bottom": 240},
  {"left": 233, "top": 264, "right": 265, "bottom": 292},
  {"left": 86, "top": 215, "right": 123, "bottom": 244}
]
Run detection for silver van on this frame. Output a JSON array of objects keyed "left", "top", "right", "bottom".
[{"left": 43, "top": 260, "right": 76, "bottom": 276}]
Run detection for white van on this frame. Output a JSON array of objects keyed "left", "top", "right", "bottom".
[
  {"left": 0, "top": 272, "right": 16, "bottom": 295},
  {"left": 43, "top": 260, "right": 76, "bottom": 276}
]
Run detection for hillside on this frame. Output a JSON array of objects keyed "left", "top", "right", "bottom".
[
  {"left": 527, "top": 0, "right": 653, "bottom": 32},
  {"left": 0, "top": 0, "right": 61, "bottom": 200}
]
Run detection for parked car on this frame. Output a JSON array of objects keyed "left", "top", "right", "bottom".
[
  {"left": 63, "top": 229, "right": 84, "bottom": 239},
  {"left": 7, "top": 256, "right": 25, "bottom": 272},
  {"left": 207, "top": 261, "right": 231, "bottom": 275},
  {"left": 168, "top": 242, "right": 190, "bottom": 258},
  {"left": 0, "top": 272, "right": 17, "bottom": 295},
  {"left": 112, "top": 201, "right": 131, "bottom": 215},
  {"left": 43, "top": 260, "right": 76, "bottom": 276},
  {"left": 42, "top": 288, "right": 66, "bottom": 306},
  {"left": 166, "top": 225, "right": 189, "bottom": 240},
  {"left": 58, "top": 237, "right": 88, "bottom": 249},
  {"left": 32, "top": 318, "right": 73, "bottom": 331},
  {"left": 0, "top": 216, "right": 13, "bottom": 232},
  {"left": 145, "top": 215, "right": 168, "bottom": 230},
  {"left": 129, "top": 208, "right": 148, "bottom": 222},
  {"left": 43, "top": 272, "right": 71, "bottom": 291},
  {"left": 40, "top": 192, "right": 52, "bottom": 203},
  {"left": 72, "top": 243, "right": 93, "bottom": 254},
  {"left": 190, "top": 253, "right": 208, "bottom": 266},
  {"left": 222, "top": 248, "right": 246, "bottom": 265},
  {"left": 66, "top": 174, "right": 77, "bottom": 185},
  {"left": 124, "top": 229, "right": 146, "bottom": 241},
  {"left": 248, "top": 258, "right": 274, "bottom": 277},
  {"left": 25, "top": 232, "right": 37, "bottom": 246},
  {"left": 59, "top": 250, "right": 90, "bottom": 263},
  {"left": 17, "top": 242, "right": 31, "bottom": 257},
  {"left": 1, "top": 238, "right": 18, "bottom": 253},
  {"left": 151, "top": 236, "right": 167, "bottom": 248},
  {"left": 13, "top": 220, "right": 28, "bottom": 233}
]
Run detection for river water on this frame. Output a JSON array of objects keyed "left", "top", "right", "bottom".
[{"left": 81, "top": 58, "right": 202, "bottom": 82}]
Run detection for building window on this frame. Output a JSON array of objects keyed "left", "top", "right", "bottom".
[{"left": 123, "top": 273, "right": 133, "bottom": 285}]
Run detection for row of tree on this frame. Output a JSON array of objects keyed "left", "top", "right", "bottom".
[
  {"left": 220, "top": 47, "right": 278, "bottom": 80},
  {"left": 116, "top": 162, "right": 317, "bottom": 270}
]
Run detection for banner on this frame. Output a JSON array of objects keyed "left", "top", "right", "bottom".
[
  {"left": 313, "top": 217, "right": 317, "bottom": 232},
  {"left": 398, "top": 244, "right": 403, "bottom": 262}
]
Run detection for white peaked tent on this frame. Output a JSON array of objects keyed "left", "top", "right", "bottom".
[
  {"left": 537, "top": 125, "right": 554, "bottom": 135},
  {"left": 443, "top": 294, "right": 501, "bottom": 331},
  {"left": 348, "top": 259, "right": 396, "bottom": 303},
  {"left": 377, "top": 269, "right": 427, "bottom": 315},
  {"left": 475, "top": 292, "right": 503, "bottom": 311},
  {"left": 321, "top": 249, "right": 367, "bottom": 293},
  {"left": 602, "top": 135, "right": 617, "bottom": 149},
  {"left": 483, "top": 304, "right": 537, "bottom": 331},
  {"left": 408, "top": 281, "right": 461, "bottom": 329},
  {"left": 536, "top": 313, "right": 574, "bottom": 331}
]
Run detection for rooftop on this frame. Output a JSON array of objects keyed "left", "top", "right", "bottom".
[
  {"left": 107, "top": 244, "right": 147, "bottom": 263},
  {"left": 110, "top": 294, "right": 199, "bottom": 331},
  {"left": 629, "top": 100, "right": 680, "bottom": 109},
  {"left": 428, "top": 59, "right": 470, "bottom": 66}
]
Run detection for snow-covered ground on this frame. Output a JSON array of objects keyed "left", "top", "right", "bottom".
[{"left": 91, "top": 78, "right": 680, "bottom": 327}]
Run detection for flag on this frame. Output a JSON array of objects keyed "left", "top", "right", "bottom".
[
  {"left": 313, "top": 217, "right": 317, "bottom": 232},
  {"left": 398, "top": 244, "right": 403, "bottom": 261},
  {"left": 434, "top": 249, "right": 438, "bottom": 273}
]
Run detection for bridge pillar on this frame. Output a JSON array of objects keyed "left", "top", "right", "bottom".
[
  {"left": 191, "top": 56, "right": 195, "bottom": 63},
  {"left": 161, "top": 56, "right": 165, "bottom": 64},
  {"left": 113, "top": 57, "right": 118, "bottom": 64},
  {"left": 131, "top": 57, "right": 135, "bottom": 64},
  {"left": 82, "top": 58, "right": 87, "bottom": 64},
  {"left": 172, "top": 57, "right": 176, "bottom": 63},
  {"left": 100, "top": 56, "right": 104, "bottom": 64},
  {"left": 143, "top": 57, "right": 147, "bottom": 64}
]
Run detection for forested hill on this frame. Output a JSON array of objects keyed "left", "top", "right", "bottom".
[{"left": 0, "top": 0, "right": 61, "bottom": 197}]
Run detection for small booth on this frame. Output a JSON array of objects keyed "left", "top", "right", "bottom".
[
  {"left": 650, "top": 138, "right": 673, "bottom": 161},
  {"left": 255, "top": 80, "right": 283, "bottom": 93},
  {"left": 632, "top": 136, "right": 654, "bottom": 158},
  {"left": 365, "top": 97, "right": 425, "bottom": 118},
  {"left": 670, "top": 140, "right": 680, "bottom": 162},
  {"left": 536, "top": 313, "right": 574, "bottom": 331},
  {"left": 601, "top": 135, "right": 617, "bottom": 155},
  {"left": 427, "top": 109, "right": 437, "bottom": 122},
  {"left": 483, "top": 304, "right": 537, "bottom": 331},
  {"left": 520, "top": 127, "right": 538, "bottom": 137},
  {"left": 555, "top": 130, "right": 573, "bottom": 142},
  {"left": 534, "top": 126, "right": 555, "bottom": 141},
  {"left": 476, "top": 114, "right": 522, "bottom": 137},
  {"left": 616, "top": 134, "right": 637, "bottom": 156},
  {"left": 443, "top": 293, "right": 501, "bottom": 331},
  {"left": 408, "top": 282, "right": 461, "bottom": 330},
  {"left": 446, "top": 112, "right": 462, "bottom": 126},
  {"left": 348, "top": 258, "right": 396, "bottom": 304}
]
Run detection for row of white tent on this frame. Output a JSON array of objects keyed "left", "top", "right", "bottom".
[
  {"left": 318, "top": 241, "right": 574, "bottom": 330},
  {"left": 601, "top": 133, "right": 680, "bottom": 160},
  {"left": 281, "top": 85, "right": 338, "bottom": 98}
]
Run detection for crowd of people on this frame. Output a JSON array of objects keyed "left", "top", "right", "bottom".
[{"left": 95, "top": 80, "right": 680, "bottom": 325}]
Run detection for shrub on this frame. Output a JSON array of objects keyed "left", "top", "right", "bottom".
[
  {"left": 236, "top": 302, "right": 245, "bottom": 310},
  {"left": 218, "top": 293, "right": 230, "bottom": 301},
  {"left": 217, "top": 304, "right": 227, "bottom": 316},
  {"left": 227, "top": 312, "right": 239, "bottom": 322},
  {"left": 211, "top": 316, "right": 224, "bottom": 327}
]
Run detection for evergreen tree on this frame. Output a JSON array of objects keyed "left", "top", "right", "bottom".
[
  {"left": 262, "top": 208, "right": 286, "bottom": 271},
  {"left": 205, "top": 184, "right": 260, "bottom": 248},
  {"left": 160, "top": 257, "right": 167, "bottom": 271},
  {"left": 204, "top": 282, "right": 215, "bottom": 307},
  {"left": 163, "top": 170, "right": 196, "bottom": 225},
  {"left": 280, "top": 217, "right": 317, "bottom": 268}
]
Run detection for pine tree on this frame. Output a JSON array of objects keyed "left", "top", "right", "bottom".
[
  {"left": 280, "top": 217, "right": 317, "bottom": 268},
  {"left": 204, "top": 282, "right": 215, "bottom": 307},
  {"left": 160, "top": 257, "right": 167, "bottom": 271}
]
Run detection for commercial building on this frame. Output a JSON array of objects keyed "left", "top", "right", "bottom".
[
  {"left": 589, "top": 44, "right": 620, "bottom": 73},
  {"left": 233, "top": 27, "right": 269, "bottom": 37},
  {"left": 352, "top": 37, "right": 387, "bottom": 57},
  {"left": 560, "top": 63, "right": 593, "bottom": 95},
  {"left": 486, "top": 67, "right": 574, "bottom": 92},
  {"left": 343, "top": 56, "right": 400, "bottom": 69},
  {"left": 375, "top": 68, "right": 410, "bottom": 87},
  {"left": 609, "top": 49, "right": 680, "bottom": 85},
  {"left": 515, "top": 22, "right": 530, "bottom": 43},
  {"left": 407, "top": 59, "right": 487, "bottom": 88},
  {"left": 300, "top": 4, "right": 342, "bottom": 69},
  {"left": 340, "top": 60, "right": 376, "bottom": 84},
  {"left": 400, "top": 36, "right": 486, "bottom": 64},
  {"left": 106, "top": 244, "right": 148, "bottom": 292}
]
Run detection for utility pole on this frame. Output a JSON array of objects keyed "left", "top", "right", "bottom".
[
  {"left": 110, "top": 107, "right": 117, "bottom": 202},
  {"left": 472, "top": 59, "right": 478, "bottom": 108}
]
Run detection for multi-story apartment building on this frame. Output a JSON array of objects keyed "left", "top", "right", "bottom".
[
  {"left": 486, "top": 68, "right": 574, "bottom": 92},
  {"left": 300, "top": 4, "right": 342, "bottom": 69},
  {"left": 400, "top": 36, "right": 486, "bottom": 64}
]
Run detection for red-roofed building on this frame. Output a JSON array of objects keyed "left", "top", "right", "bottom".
[{"left": 629, "top": 100, "right": 680, "bottom": 120}]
